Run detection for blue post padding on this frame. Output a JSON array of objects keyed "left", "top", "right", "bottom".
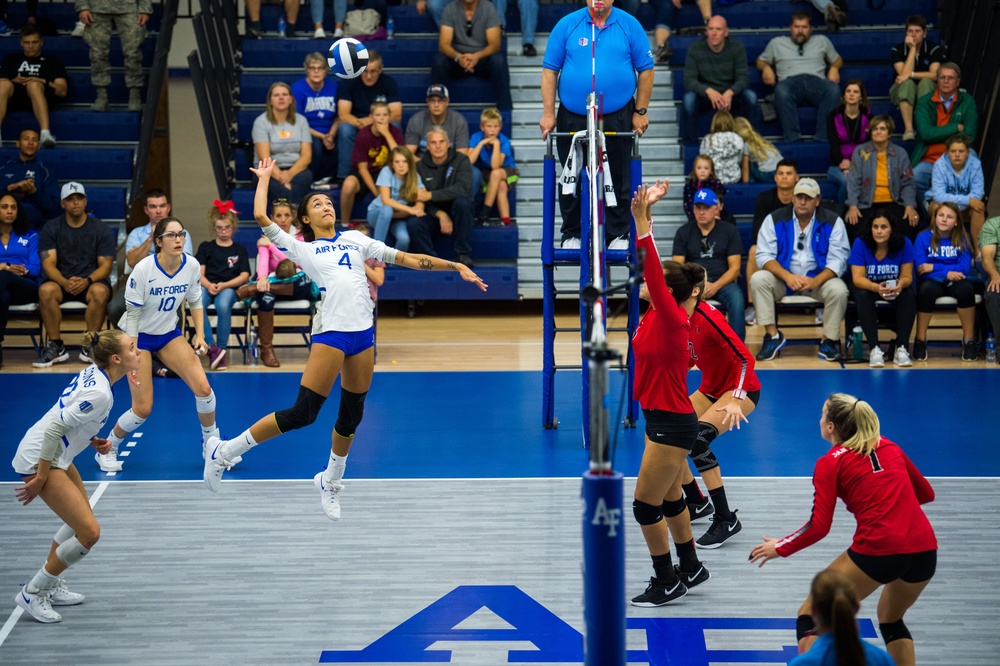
[
  {"left": 582, "top": 471, "right": 626, "bottom": 666},
  {"left": 542, "top": 154, "right": 557, "bottom": 427}
]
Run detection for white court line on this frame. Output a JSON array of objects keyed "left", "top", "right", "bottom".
[{"left": 0, "top": 481, "right": 110, "bottom": 649}]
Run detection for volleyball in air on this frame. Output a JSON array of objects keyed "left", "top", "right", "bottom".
[{"left": 328, "top": 37, "right": 369, "bottom": 79}]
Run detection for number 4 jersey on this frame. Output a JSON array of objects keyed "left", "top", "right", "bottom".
[{"left": 121, "top": 253, "right": 203, "bottom": 335}]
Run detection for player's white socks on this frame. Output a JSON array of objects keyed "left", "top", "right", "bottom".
[
  {"left": 201, "top": 424, "right": 218, "bottom": 441},
  {"left": 107, "top": 431, "right": 125, "bottom": 456},
  {"left": 323, "top": 452, "right": 348, "bottom": 485},
  {"left": 26, "top": 567, "right": 59, "bottom": 594},
  {"left": 221, "top": 429, "right": 258, "bottom": 460}
]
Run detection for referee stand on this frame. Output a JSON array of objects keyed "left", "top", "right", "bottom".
[{"left": 540, "top": 130, "right": 642, "bottom": 434}]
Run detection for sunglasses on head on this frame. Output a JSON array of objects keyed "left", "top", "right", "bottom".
[{"left": 272, "top": 198, "right": 291, "bottom": 207}]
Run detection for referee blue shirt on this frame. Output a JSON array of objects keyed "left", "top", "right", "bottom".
[{"left": 542, "top": 7, "right": 654, "bottom": 116}]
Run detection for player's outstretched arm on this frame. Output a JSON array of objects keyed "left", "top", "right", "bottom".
[
  {"left": 393, "top": 252, "right": 488, "bottom": 292},
  {"left": 249, "top": 158, "right": 277, "bottom": 229}
]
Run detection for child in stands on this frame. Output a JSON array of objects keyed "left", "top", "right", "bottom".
[{"left": 469, "top": 107, "right": 518, "bottom": 226}]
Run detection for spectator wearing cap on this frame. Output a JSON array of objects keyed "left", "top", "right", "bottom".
[
  {"left": 430, "top": 0, "right": 513, "bottom": 111},
  {"left": 681, "top": 16, "right": 756, "bottom": 145},
  {"left": 750, "top": 177, "right": 850, "bottom": 362},
  {"left": 336, "top": 51, "right": 403, "bottom": 182},
  {"left": 33, "top": 182, "right": 115, "bottom": 368},
  {"left": 0, "top": 127, "right": 60, "bottom": 230},
  {"left": 404, "top": 84, "right": 470, "bottom": 161},
  {"left": 672, "top": 188, "right": 747, "bottom": 339},
  {"left": 756, "top": 12, "right": 842, "bottom": 142},
  {"left": 0, "top": 24, "right": 68, "bottom": 149}
]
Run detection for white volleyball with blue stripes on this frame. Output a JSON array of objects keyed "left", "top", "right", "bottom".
[{"left": 327, "top": 37, "right": 369, "bottom": 79}]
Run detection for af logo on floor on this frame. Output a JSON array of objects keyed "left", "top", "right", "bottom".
[{"left": 318, "top": 585, "right": 877, "bottom": 664}]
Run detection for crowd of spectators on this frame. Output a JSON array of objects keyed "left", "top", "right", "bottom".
[{"left": 0, "top": 1, "right": 995, "bottom": 370}]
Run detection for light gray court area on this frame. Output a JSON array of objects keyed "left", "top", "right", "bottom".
[{"left": 1, "top": 478, "right": 997, "bottom": 665}]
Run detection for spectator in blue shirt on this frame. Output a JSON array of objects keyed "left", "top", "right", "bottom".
[
  {"left": 540, "top": 0, "right": 654, "bottom": 249},
  {"left": 0, "top": 193, "right": 40, "bottom": 368},
  {"left": 468, "top": 107, "right": 517, "bottom": 226},
  {"left": 292, "top": 52, "right": 341, "bottom": 186},
  {"left": 0, "top": 128, "right": 60, "bottom": 230},
  {"left": 848, "top": 209, "right": 916, "bottom": 367},
  {"left": 912, "top": 201, "right": 976, "bottom": 362},
  {"left": 927, "top": 134, "right": 985, "bottom": 252}
]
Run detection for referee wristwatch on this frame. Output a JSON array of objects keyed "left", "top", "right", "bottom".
[{"left": 634, "top": 107, "right": 648, "bottom": 116}]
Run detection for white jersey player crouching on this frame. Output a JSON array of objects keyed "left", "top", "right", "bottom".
[{"left": 12, "top": 330, "right": 142, "bottom": 623}]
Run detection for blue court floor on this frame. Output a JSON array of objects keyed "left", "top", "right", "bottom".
[{"left": 3, "top": 369, "right": 998, "bottom": 482}]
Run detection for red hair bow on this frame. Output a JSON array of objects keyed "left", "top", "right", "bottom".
[{"left": 213, "top": 199, "right": 239, "bottom": 215}]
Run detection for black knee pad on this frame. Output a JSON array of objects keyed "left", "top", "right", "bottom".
[
  {"left": 334, "top": 389, "right": 368, "bottom": 438},
  {"left": 274, "top": 386, "right": 327, "bottom": 433},
  {"left": 880, "top": 620, "right": 912, "bottom": 644},
  {"left": 690, "top": 422, "right": 720, "bottom": 473},
  {"left": 796, "top": 614, "right": 816, "bottom": 642},
  {"left": 632, "top": 499, "right": 663, "bottom": 526},
  {"left": 661, "top": 497, "right": 687, "bottom": 518}
]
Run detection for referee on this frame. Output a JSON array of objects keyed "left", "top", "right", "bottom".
[{"left": 540, "top": 0, "right": 654, "bottom": 249}]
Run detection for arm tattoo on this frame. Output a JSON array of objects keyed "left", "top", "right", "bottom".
[
  {"left": 418, "top": 257, "right": 434, "bottom": 271},
  {"left": 446, "top": 262, "right": 457, "bottom": 271}
]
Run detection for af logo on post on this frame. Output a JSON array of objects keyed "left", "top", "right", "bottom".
[{"left": 591, "top": 496, "right": 621, "bottom": 537}]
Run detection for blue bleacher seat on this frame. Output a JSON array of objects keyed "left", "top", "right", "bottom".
[
  {"left": 3, "top": 2, "right": 163, "bottom": 32},
  {"left": 241, "top": 37, "right": 442, "bottom": 70},
  {"left": 1, "top": 111, "right": 140, "bottom": 143},
  {"left": 380, "top": 265, "right": 517, "bottom": 300},
  {"left": 682, "top": 139, "right": 918, "bottom": 176},
  {"left": 0, "top": 36, "right": 156, "bottom": 69},
  {"left": 0, "top": 147, "right": 134, "bottom": 180},
  {"left": 671, "top": 64, "right": 898, "bottom": 101},
  {"left": 240, "top": 71, "right": 494, "bottom": 107},
  {"left": 81, "top": 186, "right": 128, "bottom": 221},
  {"left": 62, "top": 70, "right": 147, "bottom": 105}
]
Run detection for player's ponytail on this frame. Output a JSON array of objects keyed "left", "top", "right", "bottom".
[
  {"left": 826, "top": 392, "right": 880, "bottom": 456},
  {"left": 81, "top": 330, "right": 124, "bottom": 369},
  {"left": 809, "top": 570, "right": 865, "bottom": 666},
  {"left": 662, "top": 260, "right": 707, "bottom": 305}
]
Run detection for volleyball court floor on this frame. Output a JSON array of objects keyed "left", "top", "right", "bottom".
[{"left": 1, "top": 369, "right": 998, "bottom": 665}]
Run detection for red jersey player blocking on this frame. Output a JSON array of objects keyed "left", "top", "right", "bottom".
[
  {"left": 678, "top": 300, "right": 762, "bottom": 549},
  {"left": 749, "top": 393, "right": 937, "bottom": 666},
  {"left": 628, "top": 181, "right": 711, "bottom": 607}
]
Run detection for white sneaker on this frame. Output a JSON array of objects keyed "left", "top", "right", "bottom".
[
  {"left": 814, "top": 308, "right": 825, "bottom": 324},
  {"left": 333, "top": 27, "right": 344, "bottom": 37},
  {"left": 745, "top": 305, "right": 756, "bottom": 326},
  {"left": 894, "top": 346, "right": 913, "bottom": 367},
  {"left": 607, "top": 236, "right": 629, "bottom": 250},
  {"left": 869, "top": 347, "right": 885, "bottom": 368},
  {"left": 203, "top": 437, "right": 234, "bottom": 493},
  {"left": 560, "top": 237, "right": 581, "bottom": 249},
  {"left": 71, "top": 20, "right": 86, "bottom": 37},
  {"left": 314, "top": 27, "right": 326, "bottom": 38},
  {"left": 95, "top": 451, "right": 123, "bottom": 472},
  {"left": 15, "top": 589, "right": 62, "bottom": 623},
  {"left": 47, "top": 579, "right": 85, "bottom": 606},
  {"left": 39, "top": 129, "right": 56, "bottom": 148},
  {"left": 314, "top": 472, "right": 343, "bottom": 521}
]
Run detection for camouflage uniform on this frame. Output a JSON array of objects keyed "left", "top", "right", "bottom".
[{"left": 75, "top": 0, "right": 152, "bottom": 90}]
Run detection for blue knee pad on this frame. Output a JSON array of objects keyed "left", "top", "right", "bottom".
[
  {"left": 690, "top": 422, "right": 720, "bottom": 473},
  {"left": 274, "top": 386, "right": 327, "bottom": 433},
  {"left": 334, "top": 389, "right": 368, "bottom": 438},
  {"left": 880, "top": 620, "right": 912, "bottom": 644},
  {"left": 632, "top": 499, "right": 663, "bottom": 526}
]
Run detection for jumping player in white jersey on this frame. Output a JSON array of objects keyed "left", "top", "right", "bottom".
[
  {"left": 204, "top": 157, "right": 486, "bottom": 520},
  {"left": 95, "top": 217, "right": 222, "bottom": 472},
  {"left": 12, "top": 330, "right": 142, "bottom": 623}
]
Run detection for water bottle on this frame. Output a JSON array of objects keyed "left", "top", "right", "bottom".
[
  {"left": 277, "top": 14, "right": 286, "bottom": 38},
  {"left": 851, "top": 326, "right": 864, "bottom": 360},
  {"left": 247, "top": 326, "right": 259, "bottom": 366},
  {"left": 386, "top": 15, "right": 395, "bottom": 39},
  {"left": 987, "top": 334, "right": 996, "bottom": 364}
]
